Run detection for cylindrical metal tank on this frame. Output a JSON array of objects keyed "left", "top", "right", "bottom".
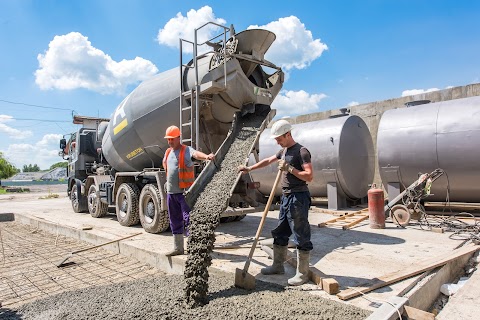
[
  {"left": 377, "top": 96, "right": 480, "bottom": 202},
  {"left": 101, "top": 29, "right": 284, "bottom": 172},
  {"left": 250, "top": 115, "right": 375, "bottom": 199},
  {"left": 368, "top": 185, "right": 385, "bottom": 229}
]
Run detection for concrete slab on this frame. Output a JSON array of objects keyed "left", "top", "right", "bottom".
[{"left": 1, "top": 191, "right": 477, "bottom": 315}]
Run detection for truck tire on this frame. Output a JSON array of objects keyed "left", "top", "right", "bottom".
[
  {"left": 88, "top": 184, "right": 108, "bottom": 218},
  {"left": 115, "top": 183, "right": 140, "bottom": 226},
  {"left": 139, "top": 184, "right": 169, "bottom": 233},
  {"left": 71, "top": 183, "right": 87, "bottom": 213}
]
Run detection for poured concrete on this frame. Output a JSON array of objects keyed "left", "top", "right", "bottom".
[{"left": 1, "top": 189, "right": 478, "bottom": 316}]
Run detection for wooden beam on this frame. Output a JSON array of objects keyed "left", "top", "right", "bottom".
[
  {"left": 337, "top": 245, "right": 479, "bottom": 300},
  {"left": 403, "top": 306, "right": 435, "bottom": 320},
  {"left": 322, "top": 278, "right": 340, "bottom": 294},
  {"left": 318, "top": 208, "right": 369, "bottom": 229}
]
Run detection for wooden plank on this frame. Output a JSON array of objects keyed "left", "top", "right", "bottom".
[
  {"left": 318, "top": 208, "right": 369, "bottom": 228},
  {"left": 425, "top": 201, "right": 480, "bottom": 208},
  {"left": 342, "top": 214, "right": 369, "bottom": 230},
  {"left": 403, "top": 306, "right": 435, "bottom": 320},
  {"left": 337, "top": 245, "right": 479, "bottom": 300},
  {"left": 425, "top": 210, "right": 480, "bottom": 217},
  {"left": 311, "top": 206, "right": 367, "bottom": 216}
]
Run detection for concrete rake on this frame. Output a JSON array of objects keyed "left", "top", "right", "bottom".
[{"left": 56, "top": 232, "right": 142, "bottom": 267}]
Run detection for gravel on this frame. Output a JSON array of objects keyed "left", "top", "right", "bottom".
[
  {"left": 184, "top": 111, "right": 267, "bottom": 307},
  {"left": 1, "top": 273, "right": 370, "bottom": 320}
]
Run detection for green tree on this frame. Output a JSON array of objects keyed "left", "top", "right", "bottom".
[
  {"left": 23, "top": 164, "right": 40, "bottom": 172},
  {"left": 0, "top": 152, "right": 19, "bottom": 180},
  {"left": 50, "top": 161, "right": 68, "bottom": 170}
]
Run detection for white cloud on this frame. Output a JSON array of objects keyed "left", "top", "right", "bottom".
[
  {"left": 35, "top": 32, "right": 158, "bottom": 94},
  {"left": 0, "top": 115, "right": 33, "bottom": 139},
  {"left": 248, "top": 16, "right": 328, "bottom": 71},
  {"left": 4, "top": 133, "right": 63, "bottom": 170},
  {"left": 401, "top": 87, "right": 440, "bottom": 97},
  {"left": 157, "top": 6, "right": 226, "bottom": 53},
  {"left": 0, "top": 115, "right": 13, "bottom": 122},
  {"left": 347, "top": 101, "right": 360, "bottom": 107},
  {"left": 272, "top": 90, "right": 327, "bottom": 118}
]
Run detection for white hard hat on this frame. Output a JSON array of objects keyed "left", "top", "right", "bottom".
[{"left": 271, "top": 119, "right": 292, "bottom": 138}]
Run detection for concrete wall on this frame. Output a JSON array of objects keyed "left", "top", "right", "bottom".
[{"left": 287, "top": 82, "right": 480, "bottom": 187}]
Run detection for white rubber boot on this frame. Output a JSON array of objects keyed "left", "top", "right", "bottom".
[
  {"left": 261, "top": 244, "right": 287, "bottom": 275},
  {"left": 165, "top": 234, "right": 184, "bottom": 256},
  {"left": 288, "top": 250, "right": 310, "bottom": 286}
]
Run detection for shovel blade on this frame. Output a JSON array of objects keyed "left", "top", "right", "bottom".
[{"left": 234, "top": 268, "right": 256, "bottom": 290}]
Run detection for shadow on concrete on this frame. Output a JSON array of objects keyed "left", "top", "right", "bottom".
[
  {"left": 216, "top": 214, "right": 405, "bottom": 257},
  {"left": 0, "top": 307, "right": 22, "bottom": 320},
  {"left": 214, "top": 214, "right": 407, "bottom": 290}
]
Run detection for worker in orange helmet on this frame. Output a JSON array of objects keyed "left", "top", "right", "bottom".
[{"left": 162, "top": 125, "right": 215, "bottom": 256}]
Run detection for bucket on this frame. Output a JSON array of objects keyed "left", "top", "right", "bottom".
[{"left": 368, "top": 184, "right": 385, "bottom": 229}]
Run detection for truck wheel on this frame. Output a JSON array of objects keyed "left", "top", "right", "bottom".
[
  {"left": 139, "top": 184, "right": 169, "bottom": 233},
  {"left": 115, "top": 183, "right": 140, "bottom": 226},
  {"left": 71, "top": 183, "right": 87, "bottom": 213},
  {"left": 88, "top": 184, "right": 108, "bottom": 218}
]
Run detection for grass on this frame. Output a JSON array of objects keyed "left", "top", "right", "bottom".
[
  {"left": 39, "top": 193, "right": 60, "bottom": 199},
  {"left": 39, "top": 187, "right": 60, "bottom": 199}
]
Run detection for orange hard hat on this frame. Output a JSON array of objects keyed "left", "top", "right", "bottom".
[{"left": 164, "top": 125, "right": 181, "bottom": 138}]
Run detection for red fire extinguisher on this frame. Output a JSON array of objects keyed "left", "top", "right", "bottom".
[{"left": 368, "top": 184, "right": 385, "bottom": 229}]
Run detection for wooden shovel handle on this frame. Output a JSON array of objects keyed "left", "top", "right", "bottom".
[{"left": 243, "top": 169, "right": 283, "bottom": 273}]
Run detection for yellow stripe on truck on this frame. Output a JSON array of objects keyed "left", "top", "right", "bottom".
[{"left": 113, "top": 118, "right": 128, "bottom": 135}]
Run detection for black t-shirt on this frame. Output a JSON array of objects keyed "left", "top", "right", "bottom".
[{"left": 275, "top": 143, "right": 311, "bottom": 193}]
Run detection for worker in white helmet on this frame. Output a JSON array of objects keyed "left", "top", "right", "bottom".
[{"left": 239, "top": 119, "right": 313, "bottom": 286}]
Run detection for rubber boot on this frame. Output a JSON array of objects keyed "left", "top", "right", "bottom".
[
  {"left": 165, "top": 234, "right": 184, "bottom": 256},
  {"left": 261, "top": 244, "right": 287, "bottom": 275},
  {"left": 288, "top": 250, "right": 310, "bottom": 286}
]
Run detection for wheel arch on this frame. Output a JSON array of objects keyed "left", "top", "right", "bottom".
[
  {"left": 85, "top": 175, "right": 114, "bottom": 193},
  {"left": 113, "top": 175, "right": 137, "bottom": 201}
]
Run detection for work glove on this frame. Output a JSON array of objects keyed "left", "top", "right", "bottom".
[{"left": 278, "top": 159, "right": 294, "bottom": 173}]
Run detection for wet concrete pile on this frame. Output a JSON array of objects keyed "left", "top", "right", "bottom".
[
  {"left": 1, "top": 274, "right": 371, "bottom": 319},
  {"left": 184, "top": 112, "right": 266, "bottom": 308}
]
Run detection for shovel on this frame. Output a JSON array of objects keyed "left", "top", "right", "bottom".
[
  {"left": 56, "top": 232, "right": 142, "bottom": 267},
  {"left": 235, "top": 169, "right": 282, "bottom": 289}
]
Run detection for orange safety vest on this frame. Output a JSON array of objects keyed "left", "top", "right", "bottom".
[{"left": 164, "top": 145, "right": 195, "bottom": 189}]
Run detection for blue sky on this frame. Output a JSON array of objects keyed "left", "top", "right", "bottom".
[{"left": 1, "top": 0, "right": 479, "bottom": 170}]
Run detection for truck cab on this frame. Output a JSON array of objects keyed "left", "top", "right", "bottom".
[{"left": 59, "top": 116, "right": 110, "bottom": 212}]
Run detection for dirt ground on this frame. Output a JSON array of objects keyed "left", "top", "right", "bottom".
[{"left": 0, "top": 185, "right": 371, "bottom": 319}]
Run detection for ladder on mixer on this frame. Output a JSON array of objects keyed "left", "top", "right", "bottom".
[{"left": 179, "top": 22, "right": 233, "bottom": 150}]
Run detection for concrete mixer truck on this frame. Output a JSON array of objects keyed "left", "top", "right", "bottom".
[{"left": 59, "top": 23, "right": 284, "bottom": 233}]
